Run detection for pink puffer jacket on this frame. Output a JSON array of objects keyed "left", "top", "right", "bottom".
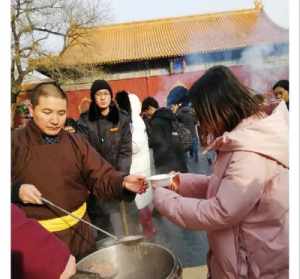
[{"left": 154, "top": 102, "right": 289, "bottom": 278}]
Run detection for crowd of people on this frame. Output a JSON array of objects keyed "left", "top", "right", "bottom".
[{"left": 11, "top": 66, "right": 289, "bottom": 279}]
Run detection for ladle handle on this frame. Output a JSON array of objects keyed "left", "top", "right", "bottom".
[
  {"left": 41, "top": 197, "right": 118, "bottom": 240},
  {"left": 75, "top": 269, "right": 103, "bottom": 279}
]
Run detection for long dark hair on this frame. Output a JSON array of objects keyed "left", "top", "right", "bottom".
[
  {"left": 189, "top": 65, "right": 262, "bottom": 146},
  {"left": 115, "top": 90, "right": 132, "bottom": 117}
]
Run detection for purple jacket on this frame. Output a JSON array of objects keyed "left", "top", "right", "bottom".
[{"left": 154, "top": 102, "right": 289, "bottom": 278}]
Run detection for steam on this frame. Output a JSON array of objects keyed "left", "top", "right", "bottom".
[
  {"left": 183, "top": 9, "right": 289, "bottom": 96},
  {"left": 238, "top": 44, "right": 288, "bottom": 94},
  {"left": 146, "top": 4, "right": 289, "bottom": 106},
  {"left": 152, "top": 80, "right": 176, "bottom": 107}
]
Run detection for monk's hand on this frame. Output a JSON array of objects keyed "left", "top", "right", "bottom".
[
  {"left": 19, "top": 184, "right": 43, "bottom": 205},
  {"left": 123, "top": 175, "right": 147, "bottom": 194},
  {"left": 64, "top": 126, "right": 76, "bottom": 133}
]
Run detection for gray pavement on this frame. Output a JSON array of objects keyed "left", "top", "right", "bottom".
[{"left": 151, "top": 216, "right": 209, "bottom": 267}]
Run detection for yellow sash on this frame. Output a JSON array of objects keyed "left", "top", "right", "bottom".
[{"left": 38, "top": 202, "right": 87, "bottom": 232}]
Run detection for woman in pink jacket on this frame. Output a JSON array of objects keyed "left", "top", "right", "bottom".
[{"left": 153, "top": 65, "right": 288, "bottom": 279}]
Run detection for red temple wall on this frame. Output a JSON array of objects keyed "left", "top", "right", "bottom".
[
  {"left": 15, "top": 64, "right": 288, "bottom": 121},
  {"left": 66, "top": 64, "right": 288, "bottom": 119}
]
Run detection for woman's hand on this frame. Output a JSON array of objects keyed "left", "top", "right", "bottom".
[
  {"left": 169, "top": 172, "right": 180, "bottom": 193},
  {"left": 123, "top": 175, "right": 147, "bottom": 194},
  {"left": 19, "top": 184, "right": 43, "bottom": 204},
  {"left": 59, "top": 255, "right": 76, "bottom": 279}
]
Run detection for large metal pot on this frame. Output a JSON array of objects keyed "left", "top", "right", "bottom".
[{"left": 75, "top": 242, "right": 182, "bottom": 279}]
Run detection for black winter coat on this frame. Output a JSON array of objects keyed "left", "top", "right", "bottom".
[
  {"left": 77, "top": 105, "right": 133, "bottom": 238},
  {"left": 176, "top": 106, "right": 197, "bottom": 138},
  {"left": 149, "top": 108, "right": 188, "bottom": 174},
  {"left": 77, "top": 106, "right": 132, "bottom": 174}
]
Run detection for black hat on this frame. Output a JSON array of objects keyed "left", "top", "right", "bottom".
[
  {"left": 90, "top": 80, "right": 113, "bottom": 101},
  {"left": 88, "top": 80, "right": 114, "bottom": 122}
]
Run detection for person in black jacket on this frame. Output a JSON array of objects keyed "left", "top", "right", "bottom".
[
  {"left": 142, "top": 97, "right": 187, "bottom": 174},
  {"left": 77, "top": 80, "right": 133, "bottom": 239},
  {"left": 167, "top": 85, "right": 199, "bottom": 162}
]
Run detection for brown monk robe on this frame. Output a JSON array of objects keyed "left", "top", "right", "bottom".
[{"left": 12, "top": 120, "right": 135, "bottom": 258}]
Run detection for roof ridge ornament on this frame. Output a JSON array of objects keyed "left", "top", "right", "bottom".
[{"left": 254, "top": 0, "right": 263, "bottom": 11}]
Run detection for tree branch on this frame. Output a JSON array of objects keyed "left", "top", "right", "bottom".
[
  {"left": 32, "top": 27, "right": 65, "bottom": 37},
  {"left": 11, "top": 0, "right": 112, "bottom": 103}
]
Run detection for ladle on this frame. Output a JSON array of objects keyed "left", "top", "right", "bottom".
[
  {"left": 73, "top": 268, "right": 117, "bottom": 279},
  {"left": 41, "top": 197, "right": 144, "bottom": 245},
  {"left": 72, "top": 269, "right": 103, "bottom": 279}
]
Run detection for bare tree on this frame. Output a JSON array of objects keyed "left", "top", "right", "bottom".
[{"left": 11, "top": 0, "right": 112, "bottom": 102}]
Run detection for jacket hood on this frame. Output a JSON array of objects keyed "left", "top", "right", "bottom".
[
  {"left": 128, "top": 93, "right": 142, "bottom": 118},
  {"left": 128, "top": 93, "right": 147, "bottom": 141},
  {"left": 167, "top": 85, "right": 189, "bottom": 107},
  {"left": 208, "top": 101, "right": 288, "bottom": 168},
  {"left": 152, "top": 107, "right": 175, "bottom": 121}
]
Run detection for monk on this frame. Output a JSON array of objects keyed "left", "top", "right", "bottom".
[{"left": 12, "top": 82, "right": 146, "bottom": 258}]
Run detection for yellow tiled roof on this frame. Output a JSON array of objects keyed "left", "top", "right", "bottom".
[{"left": 38, "top": 7, "right": 289, "bottom": 67}]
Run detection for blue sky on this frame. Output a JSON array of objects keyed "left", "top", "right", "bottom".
[{"left": 110, "top": 0, "right": 289, "bottom": 29}]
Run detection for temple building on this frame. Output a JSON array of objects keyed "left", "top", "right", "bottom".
[{"left": 31, "top": 0, "right": 288, "bottom": 119}]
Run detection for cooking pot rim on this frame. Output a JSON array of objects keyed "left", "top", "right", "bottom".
[
  {"left": 77, "top": 241, "right": 182, "bottom": 278},
  {"left": 78, "top": 241, "right": 178, "bottom": 264}
]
